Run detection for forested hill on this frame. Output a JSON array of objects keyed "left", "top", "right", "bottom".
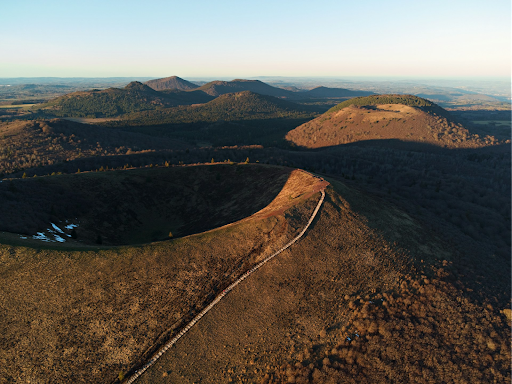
[
  {"left": 0, "top": 118, "right": 187, "bottom": 176},
  {"left": 101, "top": 91, "right": 318, "bottom": 146},
  {"left": 144, "top": 76, "right": 199, "bottom": 91},
  {"left": 194, "top": 79, "right": 303, "bottom": 99},
  {"left": 34, "top": 81, "right": 206, "bottom": 118},
  {"left": 112, "top": 91, "right": 315, "bottom": 126}
]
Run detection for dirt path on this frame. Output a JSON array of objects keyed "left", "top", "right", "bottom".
[{"left": 124, "top": 188, "right": 326, "bottom": 384}]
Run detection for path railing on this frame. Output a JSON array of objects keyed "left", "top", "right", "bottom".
[{"left": 124, "top": 189, "right": 326, "bottom": 384}]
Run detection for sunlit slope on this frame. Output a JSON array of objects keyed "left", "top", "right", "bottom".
[
  {"left": 0, "top": 167, "right": 326, "bottom": 384},
  {"left": 286, "top": 94, "right": 502, "bottom": 149},
  {"left": 138, "top": 178, "right": 511, "bottom": 384}
]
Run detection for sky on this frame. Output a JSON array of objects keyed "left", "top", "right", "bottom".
[{"left": 1, "top": 0, "right": 510, "bottom": 78}]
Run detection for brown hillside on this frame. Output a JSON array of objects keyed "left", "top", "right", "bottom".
[
  {"left": 136, "top": 179, "right": 511, "bottom": 384},
  {"left": 0, "top": 166, "right": 325, "bottom": 384},
  {"left": 286, "top": 103, "right": 502, "bottom": 149},
  {"left": 144, "top": 76, "right": 199, "bottom": 91}
]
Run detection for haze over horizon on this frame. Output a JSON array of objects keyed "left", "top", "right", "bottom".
[{"left": 2, "top": 0, "right": 510, "bottom": 78}]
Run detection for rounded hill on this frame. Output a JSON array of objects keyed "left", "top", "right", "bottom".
[
  {"left": 201, "top": 90, "right": 309, "bottom": 116},
  {"left": 195, "top": 79, "right": 301, "bottom": 99},
  {"left": 286, "top": 94, "right": 502, "bottom": 149},
  {"left": 326, "top": 94, "right": 447, "bottom": 115},
  {"left": 35, "top": 82, "right": 182, "bottom": 118},
  {"left": 144, "top": 76, "right": 199, "bottom": 91}
]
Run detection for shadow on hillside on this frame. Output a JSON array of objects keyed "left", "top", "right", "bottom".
[
  {"left": 327, "top": 174, "right": 511, "bottom": 308},
  {"left": 293, "top": 138, "right": 511, "bottom": 156},
  {"left": 104, "top": 116, "right": 313, "bottom": 147},
  {"left": 0, "top": 165, "right": 292, "bottom": 246},
  {"left": 318, "top": 139, "right": 511, "bottom": 307}
]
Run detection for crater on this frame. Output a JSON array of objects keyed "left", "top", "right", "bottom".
[{"left": 0, "top": 164, "right": 318, "bottom": 246}]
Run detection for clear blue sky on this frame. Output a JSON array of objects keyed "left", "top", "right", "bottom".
[{"left": 1, "top": 0, "right": 510, "bottom": 78}]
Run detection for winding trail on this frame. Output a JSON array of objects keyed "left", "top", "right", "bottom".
[{"left": 125, "top": 188, "right": 326, "bottom": 384}]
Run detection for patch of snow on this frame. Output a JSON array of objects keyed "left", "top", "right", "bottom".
[
  {"left": 33, "top": 232, "right": 51, "bottom": 241},
  {"left": 51, "top": 223, "right": 65, "bottom": 233},
  {"left": 54, "top": 235, "right": 66, "bottom": 243},
  {"left": 19, "top": 236, "right": 27, "bottom": 239},
  {"left": 346, "top": 337, "right": 351, "bottom": 341},
  {"left": 64, "top": 224, "right": 78, "bottom": 230}
]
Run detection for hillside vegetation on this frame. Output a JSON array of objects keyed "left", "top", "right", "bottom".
[
  {"left": 0, "top": 119, "right": 186, "bottom": 177},
  {"left": 286, "top": 94, "right": 504, "bottom": 149},
  {"left": 0, "top": 166, "right": 325, "bottom": 384},
  {"left": 105, "top": 91, "right": 317, "bottom": 146},
  {"left": 326, "top": 94, "right": 446, "bottom": 115},
  {"left": 135, "top": 179, "right": 511, "bottom": 384},
  {"left": 35, "top": 82, "right": 207, "bottom": 118},
  {"left": 195, "top": 79, "right": 302, "bottom": 99}
]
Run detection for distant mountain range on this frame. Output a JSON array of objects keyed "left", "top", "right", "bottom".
[{"left": 34, "top": 77, "right": 374, "bottom": 118}]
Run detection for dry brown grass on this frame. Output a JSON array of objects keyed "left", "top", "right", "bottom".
[
  {"left": 0, "top": 165, "right": 324, "bottom": 384},
  {"left": 135, "top": 180, "right": 510, "bottom": 384},
  {"left": 286, "top": 104, "right": 503, "bottom": 149},
  {"left": 1, "top": 168, "right": 509, "bottom": 384}
]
